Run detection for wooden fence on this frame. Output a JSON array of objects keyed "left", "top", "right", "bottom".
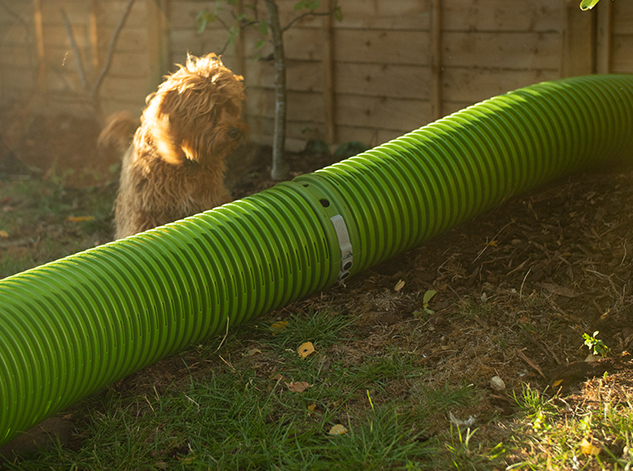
[{"left": 0, "top": 0, "right": 629, "bottom": 151}]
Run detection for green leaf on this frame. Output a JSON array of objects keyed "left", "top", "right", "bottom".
[
  {"left": 227, "top": 25, "right": 240, "bottom": 46},
  {"left": 197, "top": 18, "right": 208, "bottom": 34},
  {"left": 422, "top": 289, "right": 437, "bottom": 314},
  {"left": 295, "top": 0, "right": 319, "bottom": 11},
  {"left": 215, "top": 0, "right": 223, "bottom": 12},
  {"left": 196, "top": 10, "right": 213, "bottom": 34},
  {"left": 255, "top": 39, "right": 266, "bottom": 50},
  {"left": 258, "top": 19, "right": 268, "bottom": 36},
  {"left": 333, "top": 6, "right": 343, "bottom": 22},
  {"left": 423, "top": 290, "right": 437, "bottom": 306},
  {"left": 580, "top": 0, "right": 600, "bottom": 10},
  {"left": 196, "top": 9, "right": 209, "bottom": 21}
]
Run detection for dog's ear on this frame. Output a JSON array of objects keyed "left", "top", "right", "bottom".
[{"left": 143, "top": 90, "right": 188, "bottom": 165}]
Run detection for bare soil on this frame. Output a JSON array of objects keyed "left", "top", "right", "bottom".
[{"left": 2, "top": 111, "right": 633, "bottom": 462}]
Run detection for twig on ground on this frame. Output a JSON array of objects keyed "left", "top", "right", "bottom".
[
  {"left": 472, "top": 220, "right": 514, "bottom": 264},
  {"left": 522, "top": 330, "right": 561, "bottom": 365},
  {"left": 212, "top": 316, "right": 231, "bottom": 354},
  {"left": 519, "top": 268, "right": 532, "bottom": 299},
  {"left": 517, "top": 348, "right": 546, "bottom": 379}
]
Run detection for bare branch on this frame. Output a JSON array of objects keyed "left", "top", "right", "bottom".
[
  {"left": 0, "top": 1, "right": 37, "bottom": 75},
  {"left": 0, "top": 0, "right": 27, "bottom": 26},
  {"left": 281, "top": 7, "right": 339, "bottom": 33},
  {"left": 252, "top": 0, "right": 260, "bottom": 22},
  {"left": 58, "top": 2, "right": 88, "bottom": 90},
  {"left": 90, "top": 0, "right": 136, "bottom": 104},
  {"left": 218, "top": 37, "right": 231, "bottom": 55},
  {"left": 214, "top": 14, "right": 231, "bottom": 31}
]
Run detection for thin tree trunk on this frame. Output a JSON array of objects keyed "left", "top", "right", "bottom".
[{"left": 264, "top": 0, "right": 288, "bottom": 181}]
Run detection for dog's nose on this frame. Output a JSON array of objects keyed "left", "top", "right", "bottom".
[{"left": 228, "top": 127, "right": 240, "bottom": 139}]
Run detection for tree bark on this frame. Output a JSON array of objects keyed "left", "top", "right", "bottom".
[{"left": 264, "top": 0, "right": 289, "bottom": 181}]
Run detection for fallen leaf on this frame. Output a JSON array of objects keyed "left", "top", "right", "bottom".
[
  {"left": 552, "top": 379, "right": 564, "bottom": 388},
  {"left": 329, "top": 424, "right": 348, "bottom": 435},
  {"left": 488, "top": 240, "right": 498, "bottom": 247},
  {"left": 307, "top": 404, "right": 317, "bottom": 415},
  {"left": 285, "top": 381, "right": 311, "bottom": 393},
  {"left": 269, "top": 372, "right": 285, "bottom": 381},
  {"left": 65, "top": 216, "right": 95, "bottom": 223},
  {"left": 0, "top": 230, "right": 8, "bottom": 238},
  {"left": 298, "top": 341, "right": 315, "bottom": 358},
  {"left": 247, "top": 348, "right": 262, "bottom": 356},
  {"left": 270, "top": 320, "right": 289, "bottom": 334},
  {"left": 394, "top": 279, "right": 405, "bottom": 292},
  {"left": 580, "top": 437, "right": 601, "bottom": 455}
]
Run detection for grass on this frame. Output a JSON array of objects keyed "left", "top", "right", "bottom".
[
  {"left": 2, "top": 175, "right": 633, "bottom": 470},
  {"left": 1, "top": 311, "right": 436, "bottom": 470},
  {"left": 508, "top": 382, "right": 633, "bottom": 469},
  {"left": 0, "top": 176, "right": 115, "bottom": 278}
]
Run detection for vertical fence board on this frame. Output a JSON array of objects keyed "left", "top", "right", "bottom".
[
  {"left": 430, "top": 0, "right": 442, "bottom": 121},
  {"left": 322, "top": 0, "right": 336, "bottom": 143},
  {"left": 596, "top": 0, "right": 612, "bottom": 74},
  {"left": 562, "top": 0, "right": 595, "bottom": 76},
  {"left": 5, "top": 0, "right": 633, "bottom": 151}
]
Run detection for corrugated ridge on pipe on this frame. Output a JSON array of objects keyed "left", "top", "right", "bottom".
[
  {"left": 301, "top": 75, "right": 633, "bottom": 273},
  {"left": 0, "top": 184, "right": 338, "bottom": 445},
  {"left": 1, "top": 75, "right": 633, "bottom": 446}
]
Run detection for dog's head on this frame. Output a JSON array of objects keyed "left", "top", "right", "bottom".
[{"left": 143, "top": 53, "right": 249, "bottom": 166}]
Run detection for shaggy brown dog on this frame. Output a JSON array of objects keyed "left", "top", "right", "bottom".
[{"left": 100, "top": 53, "right": 248, "bottom": 239}]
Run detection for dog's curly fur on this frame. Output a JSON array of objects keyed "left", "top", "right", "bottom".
[{"left": 99, "top": 53, "right": 249, "bottom": 239}]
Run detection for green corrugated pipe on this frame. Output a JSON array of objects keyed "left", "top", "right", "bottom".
[{"left": 2, "top": 75, "right": 633, "bottom": 446}]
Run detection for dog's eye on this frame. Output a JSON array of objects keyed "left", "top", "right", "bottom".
[{"left": 228, "top": 128, "right": 240, "bottom": 139}]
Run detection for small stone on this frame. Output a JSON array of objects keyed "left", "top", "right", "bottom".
[{"left": 490, "top": 375, "right": 506, "bottom": 391}]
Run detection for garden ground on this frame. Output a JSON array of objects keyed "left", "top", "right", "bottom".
[{"left": 0, "top": 111, "right": 632, "bottom": 469}]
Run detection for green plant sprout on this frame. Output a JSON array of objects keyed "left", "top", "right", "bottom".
[
  {"left": 583, "top": 330, "right": 610, "bottom": 358},
  {"left": 422, "top": 289, "right": 437, "bottom": 314}
]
